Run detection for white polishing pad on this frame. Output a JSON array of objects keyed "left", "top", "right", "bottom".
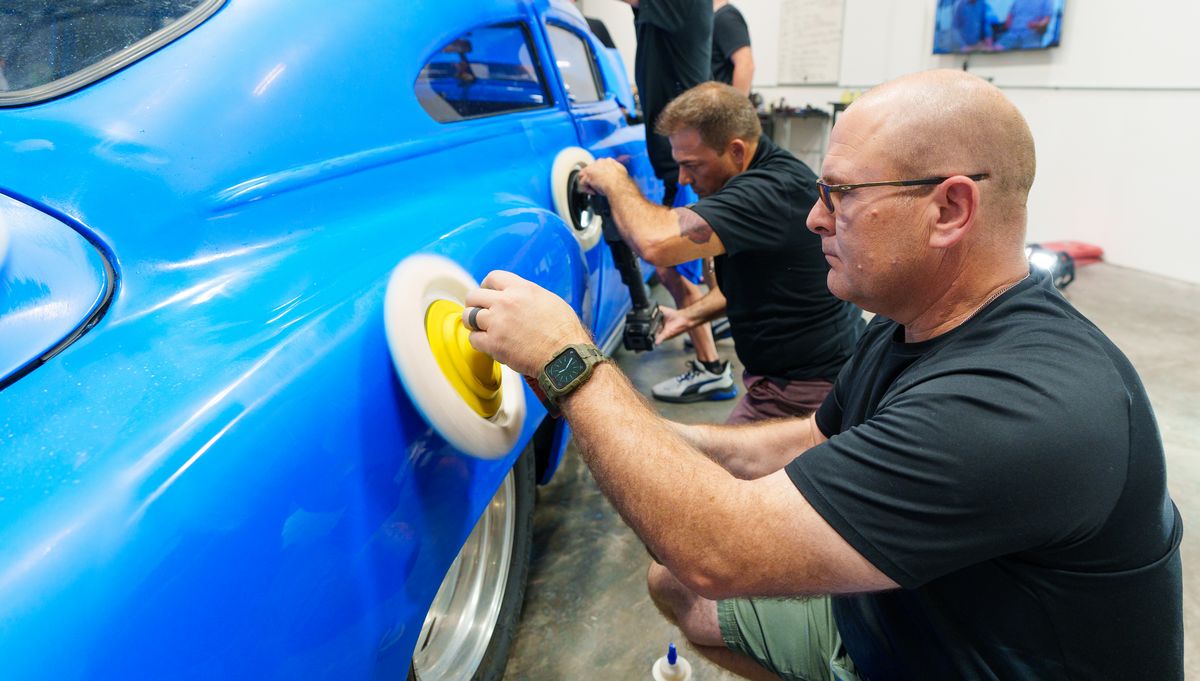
[
  {"left": 384, "top": 254, "right": 526, "bottom": 458},
  {"left": 551, "top": 146, "right": 603, "bottom": 252}
]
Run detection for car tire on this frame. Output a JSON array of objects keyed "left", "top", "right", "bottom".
[{"left": 408, "top": 441, "right": 536, "bottom": 681}]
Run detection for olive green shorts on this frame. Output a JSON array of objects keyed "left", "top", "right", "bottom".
[{"left": 717, "top": 595, "right": 861, "bottom": 681}]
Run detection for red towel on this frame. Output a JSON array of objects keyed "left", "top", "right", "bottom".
[{"left": 1038, "top": 241, "right": 1104, "bottom": 266}]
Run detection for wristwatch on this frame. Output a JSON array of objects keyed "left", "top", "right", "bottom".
[{"left": 537, "top": 343, "right": 607, "bottom": 413}]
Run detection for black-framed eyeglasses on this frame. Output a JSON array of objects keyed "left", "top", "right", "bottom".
[{"left": 815, "top": 174, "right": 989, "bottom": 213}]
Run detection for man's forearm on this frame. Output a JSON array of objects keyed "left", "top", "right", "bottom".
[
  {"left": 670, "top": 415, "right": 824, "bottom": 480},
  {"left": 579, "top": 158, "right": 723, "bottom": 265},
  {"left": 605, "top": 178, "right": 680, "bottom": 263},
  {"left": 558, "top": 363, "right": 878, "bottom": 599},
  {"left": 680, "top": 284, "right": 727, "bottom": 327},
  {"left": 558, "top": 364, "right": 747, "bottom": 572}
]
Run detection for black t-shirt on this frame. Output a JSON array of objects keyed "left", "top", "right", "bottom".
[
  {"left": 689, "top": 136, "right": 863, "bottom": 381},
  {"left": 711, "top": 4, "right": 751, "bottom": 86},
  {"left": 633, "top": 0, "right": 712, "bottom": 179},
  {"left": 786, "top": 274, "right": 1184, "bottom": 680}
]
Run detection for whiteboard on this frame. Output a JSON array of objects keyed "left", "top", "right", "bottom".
[{"left": 777, "top": 0, "right": 846, "bottom": 84}]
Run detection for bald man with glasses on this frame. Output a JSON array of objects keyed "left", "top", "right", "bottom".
[{"left": 461, "top": 70, "right": 1183, "bottom": 680}]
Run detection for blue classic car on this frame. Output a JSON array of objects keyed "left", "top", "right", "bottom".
[{"left": 0, "top": 1, "right": 657, "bottom": 678}]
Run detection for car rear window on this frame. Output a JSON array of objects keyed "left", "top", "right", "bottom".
[
  {"left": 415, "top": 22, "right": 551, "bottom": 123},
  {"left": 546, "top": 24, "right": 603, "bottom": 105},
  {"left": 0, "top": 0, "right": 225, "bottom": 107}
]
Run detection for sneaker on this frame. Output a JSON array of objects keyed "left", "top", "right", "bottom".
[
  {"left": 651, "top": 360, "right": 737, "bottom": 403},
  {"left": 683, "top": 317, "right": 732, "bottom": 350}
]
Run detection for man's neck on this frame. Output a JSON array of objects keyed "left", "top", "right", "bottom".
[
  {"left": 900, "top": 264, "right": 1029, "bottom": 343},
  {"left": 714, "top": 0, "right": 728, "bottom": 10},
  {"left": 739, "top": 138, "right": 759, "bottom": 173}
]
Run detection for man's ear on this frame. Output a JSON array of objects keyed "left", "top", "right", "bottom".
[
  {"left": 929, "top": 176, "right": 981, "bottom": 249},
  {"left": 727, "top": 138, "right": 749, "bottom": 168}
]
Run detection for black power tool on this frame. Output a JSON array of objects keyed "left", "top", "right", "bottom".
[{"left": 588, "top": 192, "right": 662, "bottom": 352}]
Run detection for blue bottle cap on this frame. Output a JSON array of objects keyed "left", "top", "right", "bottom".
[{"left": 668, "top": 642, "right": 677, "bottom": 666}]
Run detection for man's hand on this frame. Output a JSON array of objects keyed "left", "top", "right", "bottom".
[
  {"left": 655, "top": 305, "right": 694, "bottom": 344},
  {"left": 463, "top": 271, "right": 591, "bottom": 377},
  {"left": 576, "top": 157, "right": 631, "bottom": 197}
]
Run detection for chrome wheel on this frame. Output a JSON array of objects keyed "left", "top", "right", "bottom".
[{"left": 411, "top": 470, "right": 516, "bottom": 680}]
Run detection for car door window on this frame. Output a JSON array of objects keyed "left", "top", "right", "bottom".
[
  {"left": 415, "top": 23, "right": 550, "bottom": 123},
  {"left": 546, "top": 24, "right": 602, "bottom": 105}
]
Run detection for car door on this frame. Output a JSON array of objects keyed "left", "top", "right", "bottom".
[{"left": 539, "top": 11, "right": 658, "bottom": 351}]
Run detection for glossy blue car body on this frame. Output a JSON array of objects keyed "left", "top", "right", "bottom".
[{"left": 0, "top": 1, "right": 657, "bottom": 677}]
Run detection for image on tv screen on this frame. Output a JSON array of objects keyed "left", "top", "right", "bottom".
[{"left": 934, "top": 0, "right": 1065, "bottom": 54}]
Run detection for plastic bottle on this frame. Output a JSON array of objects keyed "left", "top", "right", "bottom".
[{"left": 652, "top": 642, "right": 693, "bottom": 681}]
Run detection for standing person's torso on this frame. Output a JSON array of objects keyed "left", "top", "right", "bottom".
[
  {"left": 689, "top": 136, "right": 863, "bottom": 381},
  {"left": 785, "top": 276, "right": 1184, "bottom": 680},
  {"left": 633, "top": 0, "right": 712, "bottom": 178},
  {"left": 710, "top": 4, "right": 750, "bottom": 86}
]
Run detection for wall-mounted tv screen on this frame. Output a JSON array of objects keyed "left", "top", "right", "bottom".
[{"left": 934, "top": 0, "right": 1065, "bottom": 54}]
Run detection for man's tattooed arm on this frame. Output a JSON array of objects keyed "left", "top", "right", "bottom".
[{"left": 676, "top": 207, "right": 715, "bottom": 244}]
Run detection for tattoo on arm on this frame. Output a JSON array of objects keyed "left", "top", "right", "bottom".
[{"left": 675, "top": 207, "right": 714, "bottom": 244}]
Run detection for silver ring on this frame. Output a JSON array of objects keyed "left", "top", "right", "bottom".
[{"left": 465, "top": 306, "right": 482, "bottom": 332}]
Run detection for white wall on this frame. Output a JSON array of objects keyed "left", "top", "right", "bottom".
[{"left": 582, "top": 0, "right": 1200, "bottom": 285}]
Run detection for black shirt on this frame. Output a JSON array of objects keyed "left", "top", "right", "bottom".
[
  {"left": 786, "top": 275, "right": 1184, "bottom": 680},
  {"left": 633, "top": 0, "right": 711, "bottom": 179},
  {"left": 689, "top": 136, "right": 862, "bottom": 381},
  {"left": 711, "top": 4, "right": 751, "bottom": 86}
]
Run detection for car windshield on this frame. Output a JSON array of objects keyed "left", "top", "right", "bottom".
[{"left": 0, "top": 0, "right": 223, "bottom": 105}]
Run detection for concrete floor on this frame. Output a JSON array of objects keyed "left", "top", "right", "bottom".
[{"left": 503, "top": 262, "right": 1200, "bottom": 680}]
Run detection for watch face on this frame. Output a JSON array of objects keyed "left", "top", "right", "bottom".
[{"left": 546, "top": 347, "right": 585, "bottom": 391}]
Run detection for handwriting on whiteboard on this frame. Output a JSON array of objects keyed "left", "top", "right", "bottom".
[{"left": 778, "top": 0, "right": 845, "bottom": 84}]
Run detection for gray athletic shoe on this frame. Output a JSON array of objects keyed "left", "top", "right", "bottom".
[
  {"left": 650, "top": 360, "right": 737, "bottom": 403},
  {"left": 683, "top": 317, "right": 732, "bottom": 350}
]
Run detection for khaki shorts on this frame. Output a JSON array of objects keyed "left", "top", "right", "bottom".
[{"left": 718, "top": 595, "right": 860, "bottom": 681}]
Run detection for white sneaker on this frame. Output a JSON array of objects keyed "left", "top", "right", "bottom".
[
  {"left": 683, "top": 317, "right": 732, "bottom": 350},
  {"left": 651, "top": 360, "right": 737, "bottom": 403}
]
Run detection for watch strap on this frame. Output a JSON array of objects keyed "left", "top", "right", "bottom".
[{"left": 537, "top": 343, "right": 607, "bottom": 414}]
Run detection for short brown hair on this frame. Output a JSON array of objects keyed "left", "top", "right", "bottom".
[{"left": 655, "top": 82, "right": 762, "bottom": 152}]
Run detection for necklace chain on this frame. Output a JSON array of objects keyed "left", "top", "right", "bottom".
[{"left": 962, "top": 273, "right": 1029, "bottom": 325}]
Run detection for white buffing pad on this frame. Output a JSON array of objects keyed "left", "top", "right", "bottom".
[
  {"left": 384, "top": 254, "right": 526, "bottom": 458},
  {"left": 551, "top": 146, "right": 603, "bottom": 252}
]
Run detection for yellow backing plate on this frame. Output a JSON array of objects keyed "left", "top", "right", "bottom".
[{"left": 424, "top": 299, "right": 502, "bottom": 418}]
